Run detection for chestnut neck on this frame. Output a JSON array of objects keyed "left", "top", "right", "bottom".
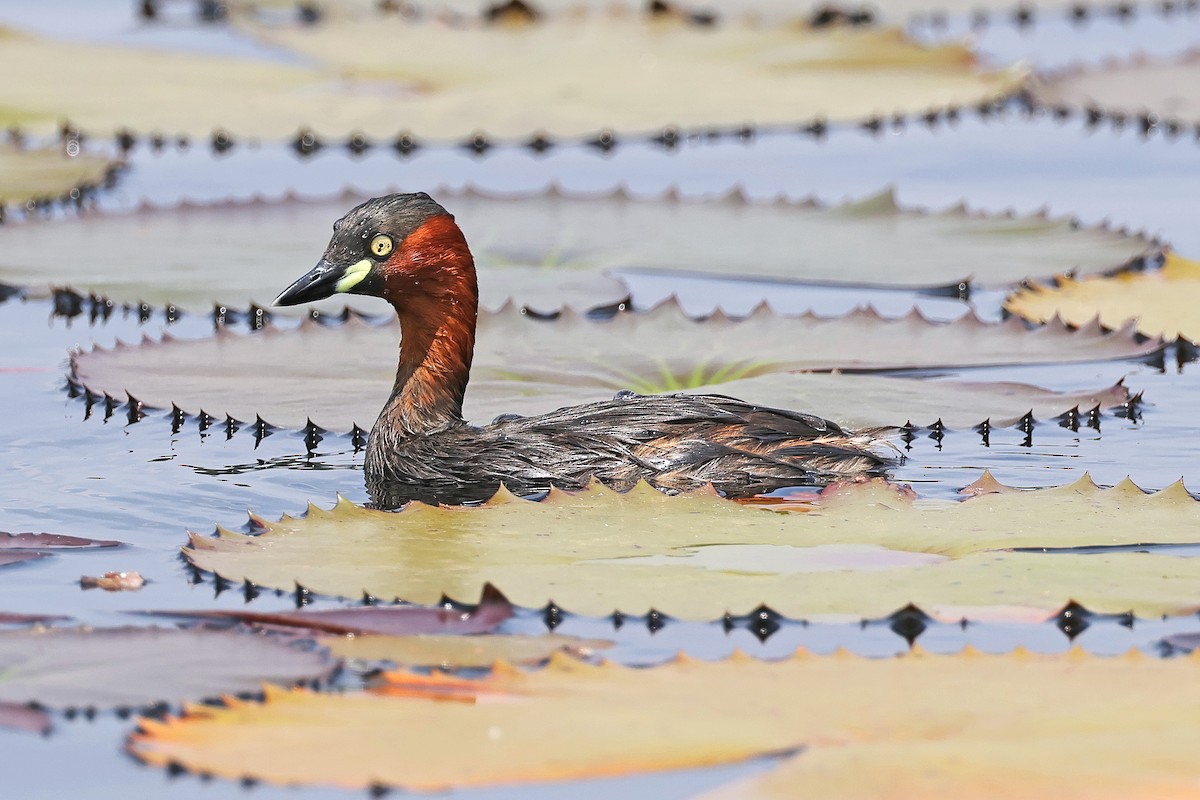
[{"left": 376, "top": 216, "right": 478, "bottom": 437}]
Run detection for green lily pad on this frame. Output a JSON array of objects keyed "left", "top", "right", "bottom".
[
  {"left": 71, "top": 304, "right": 1135, "bottom": 430},
  {"left": 0, "top": 189, "right": 1156, "bottom": 314},
  {"left": 0, "top": 16, "right": 1023, "bottom": 139},
  {"left": 183, "top": 476, "right": 1200, "bottom": 620},
  {"left": 0, "top": 143, "right": 116, "bottom": 206},
  {"left": 0, "top": 626, "right": 335, "bottom": 709},
  {"left": 127, "top": 648, "right": 1200, "bottom": 795}
]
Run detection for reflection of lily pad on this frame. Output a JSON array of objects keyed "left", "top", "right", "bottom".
[
  {"left": 71, "top": 306, "right": 1135, "bottom": 430},
  {"left": 129, "top": 648, "right": 1200, "bottom": 794},
  {"left": 0, "top": 144, "right": 115, "bottom": 206},
  {"left": 1032, "top": 51, "right": 1200, "bottom": 123},
  {"left": 0, "top": 16, "right": 1022, "bottom": 139},
  {"left": 0, "top": 189, "right": 1155, "bottom": 313},
  {"left": 0, "top": 627, "right": 335, "bottom": 709},
  {"left": 1005, "top": 252, "right": 1200, "bottom": 343},
  {"left": 183, "top": 477, "right": 1200, "bottom": 620}
]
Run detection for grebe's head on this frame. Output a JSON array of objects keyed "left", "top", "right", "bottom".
[{"left": 275, "top": 192, "right": 473, "bottom": 308}]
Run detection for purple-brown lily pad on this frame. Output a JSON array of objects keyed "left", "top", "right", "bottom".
[
  {"left": 0, "top": 613, "right": 69, "bottom": 626},
  {"left": 142, "top": 583, "right": 513, "bottom": 637},
  {"left": 0, "top": 532, "right": 120, "bottom": 550},
  {"left": 0, "top": 552, "right": 48, "bottom": 568},
  {"left": 0, "top": 702, "right": 51, "bottom": 736},
  {"left": 0, "top": 627, "right": 336, "bottom": 710},
  {"left": 0, "top": 531, "right": 123, "bottom": 571}
]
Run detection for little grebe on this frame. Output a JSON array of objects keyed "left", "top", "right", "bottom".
[{"left": 276, "top": 193, "right": 894, "bottom": 507}]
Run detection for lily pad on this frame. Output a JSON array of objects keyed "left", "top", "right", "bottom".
[
  {"left": 0, "top": 188, "right": 1155, "bottom": 313},
  {"left": 0, "top": 627, "right": 335, "bottom": 709},
  {"left": 128, "top": 648, "right": 1200, "bottom": 794},
  {"left": 1005, "top": 251, "right": 1200, "bottom": 343},
  {"left": 0, "top": 552, "right": 46, "bottom": 568},
  {"left": 143, "top": 583, "right": 513, "bottom": 636},
  {"left": 0, "top": 144, "right": 116, "bottom": 207},
  {"left": 0, "top": 613, "right": 68, "bottom": 625},
  {"left": 229, "top": 0, "right": 1106, "bottom": 27},
  {"left": 0, "top": 15, "right": 1023, "bottom": 140},
  {"left": 241, "top": 14, "right": 1023, "bottom": 139},
  {"left": 183, "top": 476, "right": 1200, "bottom": 620},
  {"left": 325, "top": 633, "right": 611, "bottom": 667},
  {"left": 1032, "top": 51, "right": 1200, "bottom": 123},
  {"left": 71, "top": 307, "right": 1135, "bottom": 430},
  {"left": 0, "top": 702, "right": 51, "bottom": 736},
  {"left": 0, "top": 531, "right": 122, "bottom": 571},
  {"left": 0, "top": 194, "right": 628, "bottom": 315},
  {"left": 0, "top": 532, "right": 119, "bottom": 550}
]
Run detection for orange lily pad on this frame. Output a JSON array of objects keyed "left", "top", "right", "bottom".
[
  {"left": 1005, "top": 251, "right": 1200, "bottom": 343},
  {"left": 128, "top": 647, "right": 1200, "bottom": 794}
]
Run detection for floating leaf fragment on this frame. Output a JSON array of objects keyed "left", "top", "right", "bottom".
[
  {"left": 0, "top": 627, "right": 335, "bottom": 709},
  {"left": 326, "top": 633, "right": 611, "bottom": 667},
  {"left": 0, "top": 17, "right": 1022, "bottom": 139},
  {"left": 80, "top": 571, "right": 145, "bottom": 591},
  {"left": 184, "top": 476, "right": 1200, "bottom": 620},
  {"left": 128, "top": 648, "right": 1200, "bottom": 794},
  {"left": 0, "top": 189, "right": 1156, "bottom": 312},
  {"left": 0, "top": 143, "right": 116, "bottom": 206},
  {"left": 1005, "top": 251, "right": 1200, "bottom": 343},
  {"left": 71, "top": 304, "right": 1136, "bottom": 431}
]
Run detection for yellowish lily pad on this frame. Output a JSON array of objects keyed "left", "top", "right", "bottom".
[
  {"left": 0, "top": 144, "right": 115, "bottom": 206},
  {"left": 128, "top": 648, "right": 1200, "bottom": 794},
  {"left": 1005, "top": 251, "right": 1200, "bottom": 343},
  {"left": 183, "top": 476, "right": 1200, "bottom": 620},
  {"left": 0, "top": 16, "right": 1021, "bottom": 140}
]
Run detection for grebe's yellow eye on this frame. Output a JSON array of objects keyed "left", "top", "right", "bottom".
[{"left": 369, "top": 233, "right": 394, "bottom": 259}]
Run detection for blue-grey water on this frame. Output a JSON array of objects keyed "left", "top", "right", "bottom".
[{"left": 1, "top": 3, "right": 1199, "bottom": 798}]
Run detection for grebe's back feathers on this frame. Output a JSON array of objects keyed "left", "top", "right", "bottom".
[{"left": 365, "top": 391, "right": 895, "bottom": 507}]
